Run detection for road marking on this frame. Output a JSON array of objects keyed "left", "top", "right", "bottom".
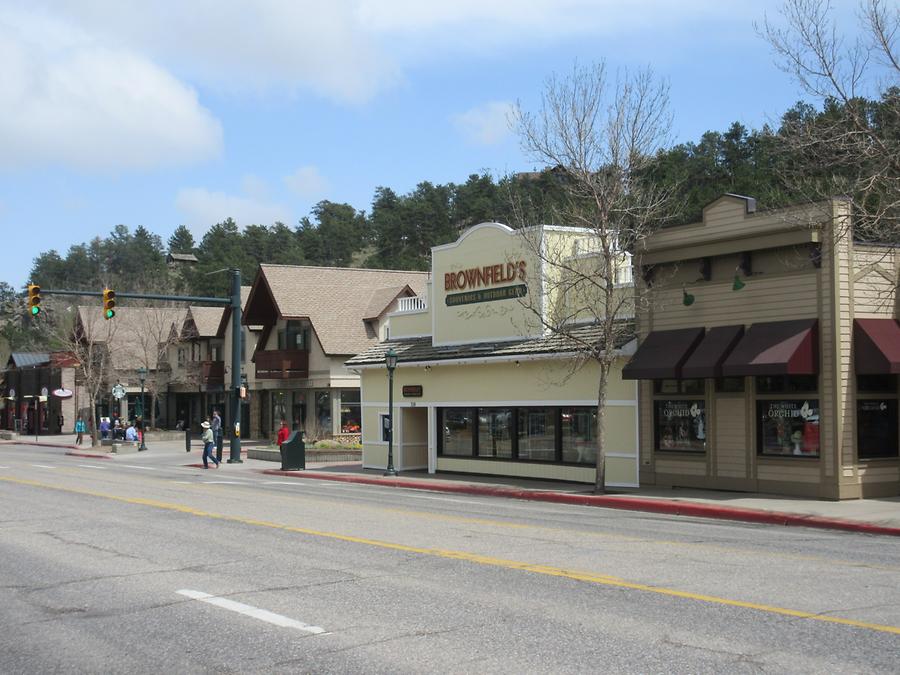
[
  {"left": 202, "top": 481, "right": 247, "bottom": 485},
  {"left": 176, "top": 589, "right": 327, "bottom": 635},
  {"left": 30, "top": 464, "right": 55, "bottom": 469},
  {"left": 3, "top": 475, "right": 899, "bottom": 637},
  {"left": 77, "top": 464, "right": 106, "bottom": 470},
  {"left": 0, "top": 466, "right": 8, "bottom": 469},
  {"left": 123, "top": 465, "right": 157, "bottom": 471}
]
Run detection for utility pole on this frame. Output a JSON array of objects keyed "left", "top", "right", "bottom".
[{"left": 228, "top": 269, "right": 243, "bottom": 463}]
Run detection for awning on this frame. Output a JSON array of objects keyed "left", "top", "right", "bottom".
[
  {"left": 622, "top": 327, "right": 705, "bottom": 380},
  {"left": 721, "top": 319, "right": 818, "bottom": 376},
  {"left": 854, "top": 318, "right": 900, "bottom": 374},
  {"left": 681, "top": 325, "right": 745, "bottom": 378}
]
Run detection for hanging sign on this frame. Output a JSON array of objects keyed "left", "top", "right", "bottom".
[
  {"left": 52, "top": 388, "right": 73, "bottom": 399},
  {"left": 112, "top": 383, "right": 126, "bottom": 400},
  {"left": 402, "top": 385, "right": 423, "bottom": 397}
]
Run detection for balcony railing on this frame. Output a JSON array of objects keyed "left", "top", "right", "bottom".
[
  {"left": 397, "top": 296, "right": 427, "bottom": 313},
  {"left": 255, "top": 349, "right": 309, "bottom": 379}
]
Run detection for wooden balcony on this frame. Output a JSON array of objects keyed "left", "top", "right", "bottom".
[
  {"left": 201, "top": 361, "right": 225, "bottom": 387},
  {"left": 255, "top": 349, "right": 309, "bottom": 379}
]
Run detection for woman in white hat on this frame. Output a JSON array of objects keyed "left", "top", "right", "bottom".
[{"left": 200, "top": 420, "right": 219, "bottom": 468}]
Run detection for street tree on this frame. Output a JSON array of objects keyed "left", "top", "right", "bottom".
[
  {"left": 511, "top": 62, "right": 677, "bottom": 493},
  {"left": 761, "top": 0, "right": 900, "bottom": 248}
]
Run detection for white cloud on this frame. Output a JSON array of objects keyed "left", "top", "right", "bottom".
[
  {"left": 283, "top": 166, "right": 328, "bottom": 199},
  {"left": 175, "top": 188, "right": 291, "bottom": 236},
  {"left": 452, "top": 102, "right": 514, "bottom": 145},
  {"left": 0, "top": 9, "right": 222, "bottom": 171}
]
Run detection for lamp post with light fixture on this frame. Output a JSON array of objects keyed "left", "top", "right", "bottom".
[{"left": 384, "top": 348, "right": 398, "bottom": 476}]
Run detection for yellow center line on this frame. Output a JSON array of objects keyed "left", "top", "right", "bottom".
[{"left": 4, "top": 474, "right": 900, "bottom": 636}]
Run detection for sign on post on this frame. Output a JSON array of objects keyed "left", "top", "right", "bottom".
[{"left": 112, "top": 383, "right": 126, "bottom": 400}]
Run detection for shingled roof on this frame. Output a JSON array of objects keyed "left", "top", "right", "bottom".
[
  {"left": 244, "top": 265, "right": 429, "bottom": 355},
  {"left": 183, "top": 306, "right": 225, "bottom": 339},
  {"left": 77, "top": 306, "right": 186, "bottom": 371},
  {"left": 345, "top": 322, "right": 635, "bottom": 367}
]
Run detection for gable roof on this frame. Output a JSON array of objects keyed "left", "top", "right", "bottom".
[
  {"left": 245, "top": 265, "right": 429, "bottom": 355},
  {"left": 184, "top": 306, "right": 226, "bottom": 339},
  {"left": 216, "top": 286, "right": 254, "bottom": 338},
  {"left": 77, "top": 306, "right": 187, "bottom": 371},
  {"left": 9, "top": 352, "right": 50, "bottom": 369}
]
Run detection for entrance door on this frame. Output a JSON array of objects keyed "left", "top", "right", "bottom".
[{"left": 399, "top": 407, "right": 428, "bottom": 470}]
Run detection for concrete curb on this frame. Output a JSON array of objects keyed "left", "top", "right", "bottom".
[
  {"left": 1, "top": 440, "right": 79, "bottom": 450},
  {"left": 260, "top": 469, "right": 900, "bottom": 537},
  {"left": 65, "top": 451, "right": 114, "bottom": 460}
]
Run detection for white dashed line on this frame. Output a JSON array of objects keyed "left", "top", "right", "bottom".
[
  {"left": 122, "top": 465, "right": 158, "bottom": 470},
  {"left": 31, "top": 464, "right": 55, "bottom": 469},
  {"left": 176, "top": 590, "right": 328, "bottom": 635},
  {"left": 77, "top": 464, "right": 106, "bottom": 470}
]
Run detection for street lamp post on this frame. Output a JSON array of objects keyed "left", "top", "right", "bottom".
[
  {"left": 384, "top": 348, "right": 398, "bottom": 477},
  {"left": 137, "top": 367, "right": 147, "bottom": 451}
]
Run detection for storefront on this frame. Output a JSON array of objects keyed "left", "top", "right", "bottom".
[
  {"left": 628, "top": 195, "right": 899, "bottom": 499},
  {"left": 348, "top": 222, "right": 639, "bottom": 486}
]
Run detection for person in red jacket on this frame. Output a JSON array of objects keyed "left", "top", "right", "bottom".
[{"left": 276, "top": 419, "right": 290, "bottom": 447}]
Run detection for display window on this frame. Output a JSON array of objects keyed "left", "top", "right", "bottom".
[
  {"left": 654, "top": 400, "right": 706, "bottom": 452},
  {"left": 654, "top": 379, "right": 705, "bottom": 395},
  {"left": 857, "top": 375, "right": 898, "bottom": 460},
  {"left": 757, "top": 399, "right": 820, "bottom": 457},
  {"left": 755, "top": 375, "right": 817, "bottom": 394},
  {"left": 438, "top": 406, "right": 598, "bottom": 465},
  {"left": 478, "top": 408, "right": 513, "bottom": 458},
  {"left": 340, "top": 390, "right": 361, "bottom": 433}
]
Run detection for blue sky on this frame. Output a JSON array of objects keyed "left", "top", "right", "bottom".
[{"left": 0, "top": 1, "right": 858, "bottom": 289}]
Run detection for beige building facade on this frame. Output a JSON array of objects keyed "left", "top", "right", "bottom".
[
  {"left": 627, "top": 195, "right": 899, "bottom": 499},
  {"left": 347, "top": 222, "right": 639, "bottom": 487}
]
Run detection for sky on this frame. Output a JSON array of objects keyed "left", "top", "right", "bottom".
[{"left": 0, "top": 0, "right": 860, "bottom": 289}]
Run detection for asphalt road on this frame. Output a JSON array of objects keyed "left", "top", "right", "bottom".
[{"left": 1, "top": 443, "right": 899, "bottom": 674}]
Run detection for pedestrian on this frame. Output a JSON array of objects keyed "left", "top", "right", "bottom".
[
  {"left": 74, "top": 416, "right": 86, "bottom": 445},
  {"left": 99, "top": 417, "right": 110, "bottom": 440},
  {"left": 276, "top": 419, "right": 290, "bottom": 447},
  {"left": 201, "top": 420, "right": 219, "bottom": 469},
  {"left": 125, "top": 421, "right": 139, "bottom": 443},
  {"left": 211, "top": 408, "right": 223, "bottom": 462},
  {"left": 113, "top": 417, "right": 122, "bottom": 440}
]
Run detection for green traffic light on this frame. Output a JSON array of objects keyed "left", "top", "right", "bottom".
[
  {"left": 105, "top": 309, "right": 115, "bottom": 319},
  {"left": 31, "top": 306, "right": 40, "bottom": 316}
]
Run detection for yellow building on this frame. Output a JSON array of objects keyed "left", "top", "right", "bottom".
[
  {"left": 347, "top": 222, "right": 639, "bottom": 486},
  {"left": 627, "top": 195, "right": 899, "bottom": 499}
]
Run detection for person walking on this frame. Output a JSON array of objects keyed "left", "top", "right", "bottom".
[
  {"left": 211, "top": 408, "right": 223, "bottom": 463},
  {"left": 201, "top": 420, "right": 219, "bottom": 469},
  {"left": 74, "top": 416, "right": 86, "bottom": 445}
]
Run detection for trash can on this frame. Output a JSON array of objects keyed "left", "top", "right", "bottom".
[
  {"left": 185, "top": 428, "right": 192, "bottom": 452},
  {"left": 280, "top": 431, "right": 305, "bottom": 471}
]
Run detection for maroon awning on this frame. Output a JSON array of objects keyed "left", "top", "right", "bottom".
[
  {"left": 681, "top": 325, "right": 745, "bottom": 378},
  {"left": 622, "top": 327, "right": 704, "bottom": 380},
  {"left": 721, "top": 319, "right": 818, "bottom": 376},
  {"left": 855, "top": 318, "right": 900, "bottom": 374}
]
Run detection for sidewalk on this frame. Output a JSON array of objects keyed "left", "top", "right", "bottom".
[{"left": 4, "top": 435, "right": 899, "bottom": 536}]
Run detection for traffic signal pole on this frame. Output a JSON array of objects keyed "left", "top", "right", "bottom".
[
  {"left": 228, "top": 269, "right": 243, "bottom": 463},
  {"left": 34, "top": 274, "right": 243, "bottom": 460}
]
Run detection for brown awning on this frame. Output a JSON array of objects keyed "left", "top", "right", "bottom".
[
  {"left": 681, "top": 325, "right": 745, "bottom": 378},
  {"left": 721, "top": 319, "right": 818, "bottom": 376},
  {"left": 622, "top": 327, "right": 704, "bottom": 380},
  {"left": 855, "top": 318, "right": 900, "bottom": 374}
]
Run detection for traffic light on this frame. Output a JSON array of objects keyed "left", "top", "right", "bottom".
[
  {"left": 102, "top": 288, "right": 116, "bottom": 320},
  {"left": 27, "top": 284, "right": 41, "bottom": 316}
]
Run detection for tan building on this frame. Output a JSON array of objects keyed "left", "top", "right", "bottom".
[
  {"left": 347, "top": 222, "right": 639, "bottom": 486},
  {"left": 627, "top": 195, "right": 899, "bottom": 499},
  {"left": 242, "top": 264, "right": 429, "bottom": 440}
]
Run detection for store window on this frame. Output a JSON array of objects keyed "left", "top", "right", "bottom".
[
  {"left": 655, "top": 400, "right": 706, "bottom": 452},
  {"left": 756, "top": 375, "right": 818, "bottom": 394},
  {"left": 517, "top": 408, "right": 556, "bottom": 461},
  {"left": 340, "top": 390, "right": 361, "bottom": 433},
  {"left": 561, "top": 407, "right": 596, "bottom": 464},
  {"left": 478, "top": 408, "right": 513, "bottom": 458},
  {"left": 315, "top": 391, "right": 331, "bottom": 436},
  {"left": 857, "top": 375, "right": 898, "bottom": 459},
  {"left": 715, "top": 377, "right": 745, "bottom": 393},
  {"left": 272, "top": 391, "right": 288, "bottom": 432},
  {"left": 440, "top": 408, "right": 475, "bottom": 456},
  {"left": 757, "top": 399, "right": 820, "bottom": 457}
]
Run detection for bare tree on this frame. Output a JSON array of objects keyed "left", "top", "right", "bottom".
[
  {"left": 760, "top": 0, "right": 900, "bottom": 248},
  {"left": 511, "top": 62, "right": 677, "bottom": 493}
]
